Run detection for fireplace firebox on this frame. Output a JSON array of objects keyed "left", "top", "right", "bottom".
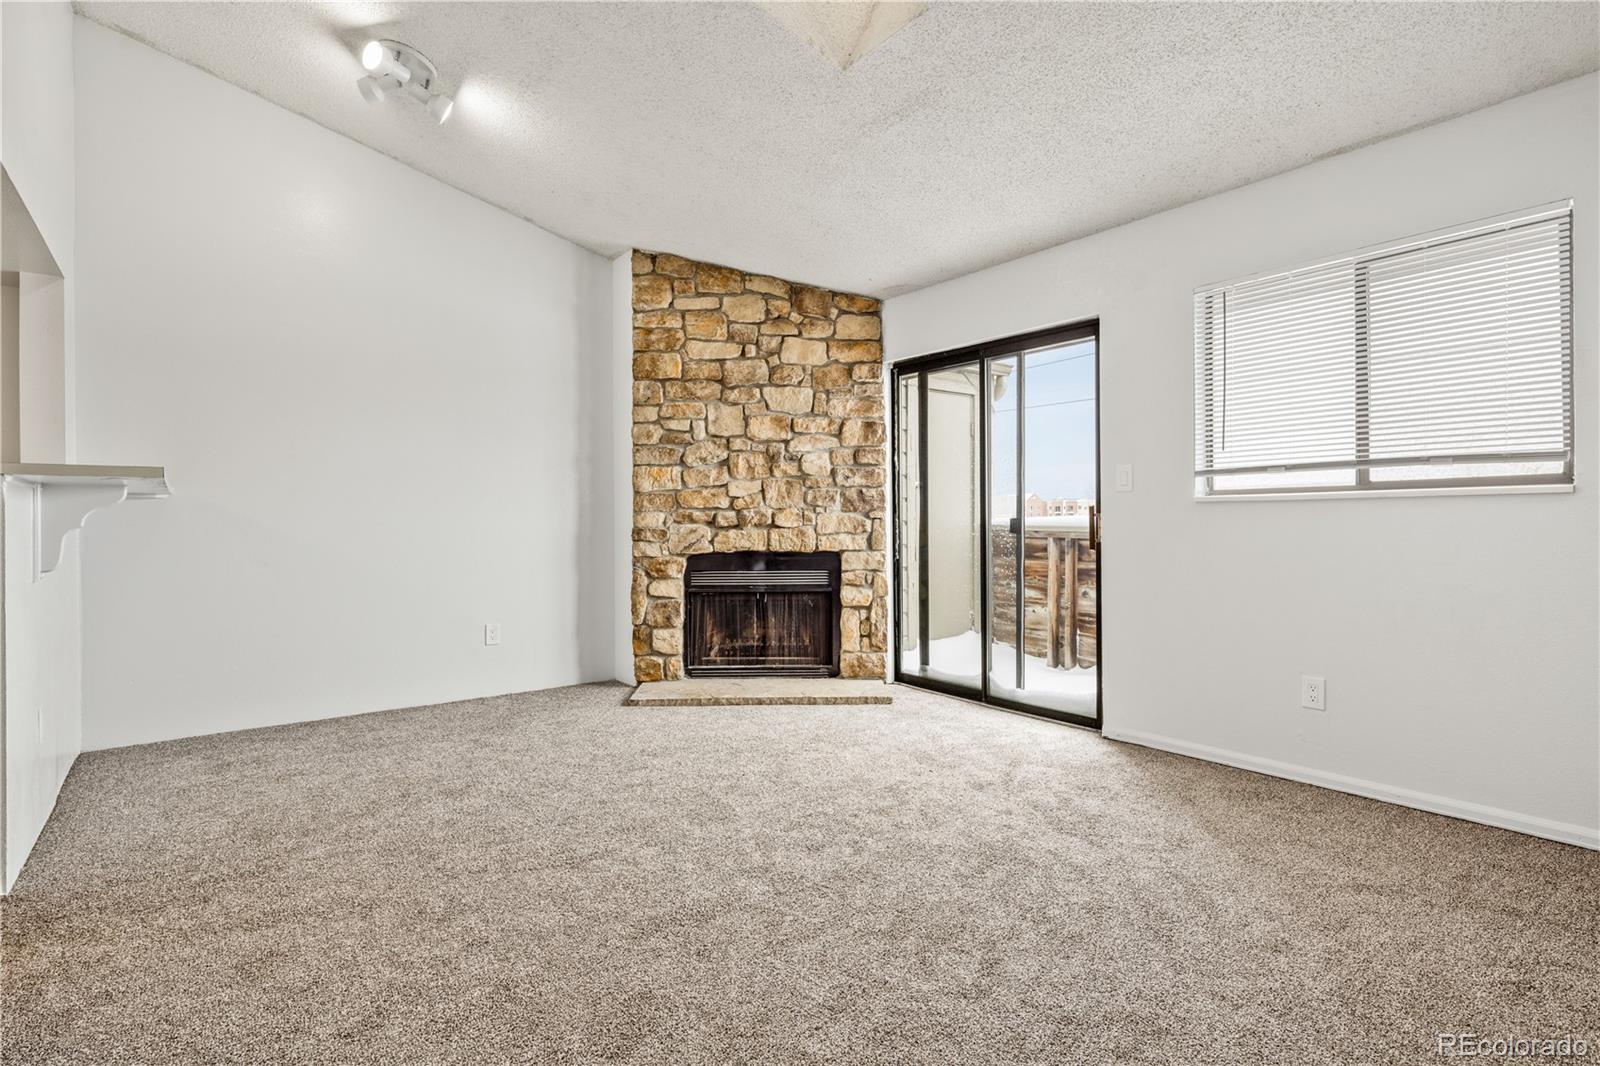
[{"left": 684, "top": 551, "right": 841, "bottom": 677}]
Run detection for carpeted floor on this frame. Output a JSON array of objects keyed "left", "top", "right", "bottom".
[{"left": 2, "top": 683, "right": 1595, "bottom": 1065}]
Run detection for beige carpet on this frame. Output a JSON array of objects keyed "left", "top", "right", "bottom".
[{"left": 2, "top": 682, "right": 1594, "bottom": 1065}]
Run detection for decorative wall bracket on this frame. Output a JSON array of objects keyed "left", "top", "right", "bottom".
[{"left": 1, "top": 464, "right": 170, "bottom": 580}]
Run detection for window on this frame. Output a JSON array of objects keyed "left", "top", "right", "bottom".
[{"left": 1194, "top": 203, "right": 1572, "bottom": 497}]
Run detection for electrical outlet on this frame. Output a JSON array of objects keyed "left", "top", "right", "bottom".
[
  {"left": 1301, "top": 675, "right": 1326, "bottom": 711},
  {"left": 1115, "top": 463, "right": 1134, "bottom": 492},
  {"left": 483, "top": 623, "right": 501, "bottom": 646}
]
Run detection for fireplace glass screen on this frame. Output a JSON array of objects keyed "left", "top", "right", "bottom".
[{"left": 684, "top": 552, "right": 841, "bottom": 677}]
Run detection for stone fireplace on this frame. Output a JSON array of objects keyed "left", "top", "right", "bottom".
[{"left": 629, "top": 250, "right": 887, "bottom": 682}]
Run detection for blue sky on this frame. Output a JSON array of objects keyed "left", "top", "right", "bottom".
[{"left": 990, "top": 340, "right": 1097, "bottom": 502}]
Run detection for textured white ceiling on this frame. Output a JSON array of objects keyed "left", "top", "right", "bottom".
[{"left": 75, "top": 2, "right": 1598, "bottom": 297}]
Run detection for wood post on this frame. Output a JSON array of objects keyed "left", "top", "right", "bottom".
[
  {"left": 1065, "top": 536, "right": 1079, "bottom": 669},
  {"left": 1045, "top": 534, "right": 1061, "bottom": 668}
]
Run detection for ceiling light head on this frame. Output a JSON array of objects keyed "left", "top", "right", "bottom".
[
  {"left": 356, "top": 74, "right": 386, "bottom": 104},
  {"left": 359, "top": 40, "right": 411, "bottom": 85},
  {"left": 354, "top": 38, "right": 448, "bottom": 117}
]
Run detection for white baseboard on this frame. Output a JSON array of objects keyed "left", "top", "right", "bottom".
[{"left": 1102, "top": 727, "right": 1599, "bottom": 851}]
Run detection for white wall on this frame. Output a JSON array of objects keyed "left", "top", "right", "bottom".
[
  {"left": 575, "top": 249, "right": 617, "bottom": 685},
  {"left": 884, "top": 74, "right": 1600, "bottom": 848},
  {"left": 2, "top": 3, "right": 75, "bottom": 282},
  {"left": 16, "top": 273, "right": 68, "bottom": 460},
  {"left": 3, "top": 477, "right": 84, "bottom": 888},
  {"left": 3, "top": 281, "right": 17, "bottom": 459},
  {"left": 610, "top": 253, "right": 635, "bottom": 683},
  {"left": 1, "top": 0, "right": 82, "bottom": 890},
  {"left": 73, "top": 20, "right": 612, "bottom": 750}
]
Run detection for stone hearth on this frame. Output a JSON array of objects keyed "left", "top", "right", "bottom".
[
  {"left": 630, "top": 250, "right": 888, "bottom": 682},
  {"left": 625, "top": 678, "right": 895, "bottom": 707}
]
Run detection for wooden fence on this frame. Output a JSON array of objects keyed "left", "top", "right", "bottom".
[{"left": 989, "top": 522, "right": 1097, "bottom": 669}]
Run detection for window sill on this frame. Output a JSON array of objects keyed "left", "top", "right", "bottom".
[{"left": 1196, "top": 483, "right": 1574, "bottom": 502}]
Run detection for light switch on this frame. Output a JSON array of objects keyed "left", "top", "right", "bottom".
[{"left": 1115, "top": 464, "right": 1134, "bottom": 492}]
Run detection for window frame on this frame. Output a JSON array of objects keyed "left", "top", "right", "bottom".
[{"left": 1194, "top": 201, "right": 1574, "bottom": 500}]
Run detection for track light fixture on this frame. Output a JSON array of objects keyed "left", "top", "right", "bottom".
[
  {"left": 356, "top": 73, "right": 394, "bottom": 104},
  {"left": 355, "top": 39, "right": 453, "bottom": 124}
]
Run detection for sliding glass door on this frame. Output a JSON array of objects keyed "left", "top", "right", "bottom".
[
  {"left": 897, "top": 362, "right": 984, "bottom": 692},
  {"left": 894, "top": 322, "right": 1099, "bottom": 727}
]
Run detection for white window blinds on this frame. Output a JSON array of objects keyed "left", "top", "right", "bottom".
[{"left": 1194, "top": 203, "right": 1572, "bottom": 496}]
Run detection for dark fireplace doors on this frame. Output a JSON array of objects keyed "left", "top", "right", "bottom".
[{"left": 684, "top": 551, "right": 841, "bottom": 677}]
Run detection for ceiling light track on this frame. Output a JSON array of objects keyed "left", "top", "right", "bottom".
[{"left": 357, "top": 39, "right": 453, "bottom": 124}]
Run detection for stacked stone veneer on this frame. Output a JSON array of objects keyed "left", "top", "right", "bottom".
[{"left": 630, "top": 250, "right": 888, "bottom": 682}]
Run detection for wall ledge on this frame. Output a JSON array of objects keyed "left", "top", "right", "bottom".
[{"left": 2, "top": 463, "right": 169, "bottom": 577}]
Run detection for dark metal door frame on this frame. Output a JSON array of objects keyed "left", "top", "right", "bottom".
[{"left": 890, "top": 319, "right": 1102, "bottom": 730}]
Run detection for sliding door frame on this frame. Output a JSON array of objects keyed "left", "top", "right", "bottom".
[{"left": 889, "top": 318, "right": 1102, "bottom": 729}]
